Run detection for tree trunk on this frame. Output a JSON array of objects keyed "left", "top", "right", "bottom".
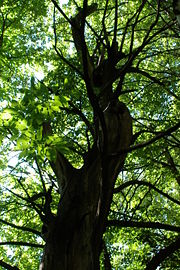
[
  {"left": 40, "top": 98, "right": 132, "bottom": 269},
  {"left": 40, "top": 152, "right": 102, "bottom": 270},
  {"left": 40, "top": 5, "right": 132, "bottom": 268},
  {"left": 39, "top": 157, "right": 124, "bottom": 270}
]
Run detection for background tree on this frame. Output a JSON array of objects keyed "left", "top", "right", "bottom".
[{"left": 0, "top": 0, "right": 179, "bottom": 269}]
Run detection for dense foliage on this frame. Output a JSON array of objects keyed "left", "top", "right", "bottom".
[{"left": 0, "top": 0, "right": 179, "bottom": 269}]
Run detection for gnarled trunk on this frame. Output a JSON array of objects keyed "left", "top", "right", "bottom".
[
  {"left": 40, "top": 98, "right": 132, "bottom": 269},
  {"left": 40, "top": 5, "right": 132, "bottom": 268}
]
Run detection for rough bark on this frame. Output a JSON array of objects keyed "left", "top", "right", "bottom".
[
  {"left": 40, "top": 99, "right": 132, "bottom": 270},
  {"left": 40, "top": 4, "right": 132, "bottom": 269},
  {"left": 40, "top": 99, "right": 132, "bottom": 269}
]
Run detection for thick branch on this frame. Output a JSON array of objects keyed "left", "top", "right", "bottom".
[
  {"left": 0, "top": 260, "right": 19, "bottom": 270},
  {"left": 0, "top": 12, "right": 8, "bottom": 48},
  {"left": 70, "top": 3, "right": 108, "bottom": 151},
  {"left": 49, "top": 151, "right": 75, "bottom": 193},
  {"left": 107, "top": 220, "right": 180, "bottom": 233},
  {"left": 52, "top": 1, "right": 82, "bottom": 75},
  {"left": 79, "top": 3, "right": 98, "bottom": 107},
  {"left": 42, "top": 122, "right": 75, "bottom": 192},
  {"left": 102, "top": 239, "right": 112, "bottom": 270},
  {"left": 102, "top": 0, "right": 110, "bottom": 48},
  {"left": 145, "top": 237, "right": 180, "bottom": 270}
]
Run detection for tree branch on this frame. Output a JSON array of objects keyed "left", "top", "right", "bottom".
[
  {"left": 128, "top": 66, "right": 164, "bottom": 86},
  {"left": 51, "top": 0, "right": 73, "bottom": 26},
  {"left": 113, "top": 0, "right": 118, "bottom": 42},
  {"left": 107, "top": 220, "right": 180, "bottom": 233},
  {"left": 113, "top": 180, "right": 180, "bottom": 205},
  {"left": 119, "top": 9, "right": 172, "bottom": 75},
  {"left": 42, "top": 121, "right": 76, "bottom": 193},
  {"left": 53, "top": 46, "right": 84, "bottom": 78},
  {"left": 145, "top": 237, "right": 180, "bottom": 270},
  {"left": 164, "top": 147, "right": 180, "bottom": 186},
  {"left": 0, "top": 260, "right": 19, "bottom": 270},
  {"left": 129, "top": 0, "right": 147, "bottom": 54},
  {"left": 102, "top": 239, "right": 112, "bottom": 270},
  {"left": 35, "top": 157, "right": 46, "bottom": 192},
  {"left": 17, "top": 177, "right": 44, "bottom": 219},
  {"left": 0, "top": 241, "right": 44, "bottom": 248},
  {"left": 70, "top": 3, "right": 108, "bottom": 151},
  {"left": 0, "top": 218, "right": 41, "bottom": 236},
  {"left": 111, "top": 121, "right": 180, "bottom": 156},
  {"left": 102, "top": 0, "right": 110, "bottom": 48},
  {"left": 62, "top": 101, "right": 95, "bottom": 138},
  {"left": 5, "top": 185, "right": 44, "bottom": 220}
]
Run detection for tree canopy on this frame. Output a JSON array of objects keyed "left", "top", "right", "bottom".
[{"left": 0, "top": 0, "right": 179, "bottom": 269}]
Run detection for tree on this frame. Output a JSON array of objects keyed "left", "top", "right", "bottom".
[{"left": 0, "top": 0, "right": 179, "bottom": 269}]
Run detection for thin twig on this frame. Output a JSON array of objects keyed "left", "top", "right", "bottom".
[
  {"left": 113, "top": 180, "right": 180, "bottom": 205},
  {"left": 107, "top": 220, "right": 180, "bottom": 233},
  {"left": 111, "top": 121, "right": 180, "bottom": 156},
  {"left": 0, "top": 218, "right": 41, "bottom": 236}
]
